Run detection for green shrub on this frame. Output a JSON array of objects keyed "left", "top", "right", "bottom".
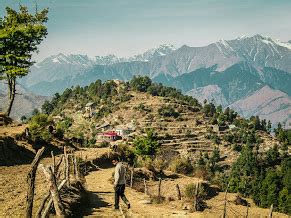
[
  {"left": 89, "top": 138, "right": 96, "bottom": 146},
  {"left": 169, "top": 157, "right": 193, "bottom": 174},
  {"left": 184, "top": 183, "right": 208, "bottom": 200},
  {"left": 99, "top": 141, "right": 110, "bottom": 148},
  {"left": 28, "top": 113, "right": 53, "bottom": 143},
  {"left": 184, "top": 183, "right": 197, "bottom": 199},
  {"left": 158, "top": 105, "right": 179, "bottom": 118},
  {"left": 153, "top": 157, "right": 168, "bottom": 172},
  {"left": 232, "top": 143, "right": 242, "bottom": 152},
  {"left": 133, "top": 130, "right": 160, "bottom": 156}
]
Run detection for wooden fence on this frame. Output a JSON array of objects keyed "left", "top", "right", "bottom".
[{"left": 25, "top": 146, "right": 81, "bottom": 218}]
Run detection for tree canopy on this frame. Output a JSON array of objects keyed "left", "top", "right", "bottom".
[{"left": 0, "top": 5, "right": 48, "bottom": 115}]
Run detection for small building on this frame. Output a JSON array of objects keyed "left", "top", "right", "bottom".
[
  {"left": 213, "top": 124, "right": 228, "bottom": 132},
  {"left": 98, "top": 131, "right": 119, "bottom": 141},
  {"left": 96, "top": 123, "right": 111, "bottom": 132},
  {"left": 85, "top": 102, "right": 95, "bottom": 114},
  {"left": 115, "top": 127, "right": 133, "bottom": 137},
  {"left": 229, "top": 124, "right": 237, "bottom": 130}
]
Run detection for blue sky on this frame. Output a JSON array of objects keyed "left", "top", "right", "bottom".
[{"left": 1, "top": 0, "right": 291, "bottom": 61}]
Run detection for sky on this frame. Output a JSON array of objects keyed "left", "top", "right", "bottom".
[{"left": 1, "top": 0, "right": 291, "bottom": 61}]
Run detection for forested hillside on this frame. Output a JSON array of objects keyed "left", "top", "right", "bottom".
[{"left": 33, "top": 76, "right": 291, "bottom": 215}]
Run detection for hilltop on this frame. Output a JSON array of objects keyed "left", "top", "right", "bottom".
[{"left": 43, "top": 77, "right": 283, "bottom": 163}]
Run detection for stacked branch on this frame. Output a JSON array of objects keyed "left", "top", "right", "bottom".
[{"left": 27, "top": 146, "right": 82, "bottom": 218}]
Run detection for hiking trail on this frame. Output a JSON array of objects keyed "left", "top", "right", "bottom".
[{"left": 80, "top": 166, "right": 191, "bottom": 217}]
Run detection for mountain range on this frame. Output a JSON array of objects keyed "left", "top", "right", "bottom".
[{"left": 14, "top": 35, "right": 291, "bottom": 127}]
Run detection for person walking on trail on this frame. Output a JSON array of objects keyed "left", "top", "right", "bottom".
[{"left": 112, "top": 157, "right": 130, "bottom": 210}]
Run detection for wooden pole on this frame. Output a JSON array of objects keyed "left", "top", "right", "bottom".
[
  {"left": 158, "top": 178, "right": 162, "bottom": 198},
  {"left": 55, "top": 155, "right": 63, "bottom": 173},
  {"left": 40, "top": 165, "right": 66, "bottom": 216},
  {"left": 268, "top": 204, "right": 273, "bottom": 218},
  {"left": 73, "top": 155, "right": 80, "bottom": 180},
  {"left": 25, "top": 147, "right": 45, "bottom": 218},
  {"left": 51, "top": 151, "right": 55, "bottom": 173},
  {"left": 246, "top": 204, "right": 249, "bottom": 218},
  {"left": 193, "top": 181, "right": 199, "bottom": 211},
  {"left": 130, "top": 166, "right": 134, "bottom": 189},
  {"left": 64, "top": 146, "right": 70, "bottom": 185},
  {"left": 70, "top": 154, "right": 75, "bottom": 175},
  {"left": 36, "top": 179, "right": 67, "bottom": 218},
  {"left": 55, "top": 155, "right": 64, "bottom": 180},
  {"left": 175, "top": 184, "right": 181, "bottom": 200},
  {"left": 223, "top": 182, "right": 230, "bottom": 218},
  {"left": 143, "top": 178, "right": 148, "bottom": 195}
]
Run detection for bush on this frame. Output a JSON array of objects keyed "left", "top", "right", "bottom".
[
  {"left": 169, "top": 157, "right": 193, "bottom": 175},
  {"left": 99, "top": 141, "right": 110, "bottom": 148},
  {"left": 232, "top": 143, "right": 242, "bottom": 152},
  {"left": 55, "top": 123, "right": 64, "bottom": 138},
  {"left": 158, "top": 105, "right": 179, "bottom": 118},
  {"left": 193, "top": 167, "right": 209, "bottom": 180},
  {"left": 184, "top": 183, "right": 197, "bottom": 199},
  {"left": 133, "top": 130, "right": 160, "bottom": 156},
  {"left": 153, "top": 157, "right": 168, "bottom": 172},
  {"left": 89, "top": 138, "right": 96, "bottom": 146},
  {"left": 28, "top": 113, "right": 53, "bottom": 143},
  {"left": 184, "top": 183, "right": 208, "bottom": 200}
]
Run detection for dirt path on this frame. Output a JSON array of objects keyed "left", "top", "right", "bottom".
[
  {"left": 81, "top": 167, "right": 191, "bottom": 217},
  {"left": 78, "top": 146, "right": 289, "bottom": 217}
]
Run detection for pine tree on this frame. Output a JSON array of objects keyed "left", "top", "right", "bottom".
[
  {"left": 0, "top": 5, "right": 48, "bottom": 116},
  {"left": 267, "top": 120, "right": 272, "bottom": 133}
]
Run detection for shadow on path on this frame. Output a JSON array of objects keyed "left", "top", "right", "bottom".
[{"left": 74, "top": 190, "right": 113, "bottom": 217}]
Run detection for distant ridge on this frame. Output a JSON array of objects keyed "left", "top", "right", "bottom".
[{"left": 15, "top": 34, "right": 291, "bottom": 127}]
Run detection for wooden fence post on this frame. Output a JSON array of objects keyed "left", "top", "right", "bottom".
[
  {"left": 73, "top": 155, "right": 80, "bottom": 180},
  {"left": 269, "top": 204, "right": 273, "bottom": 218},
  {"left": 223, "top": 182, "right": 230, "bottom": 218},
  {"left": 193, "top": 181, "right": 199, "bottom": 211},
  {"left": 40, "top": 165, "right": 66, "bottom": 216},
  {"left": 51, "top": 151, "right": 55, "bottom": 173},
  {"left": 143, "top": 178, "right": 148, "bottom": 195},
  {"left": 25, "top": 147, "right": 45, "bottom": 218},
  {"left": 64, "top": 146, "right": 70, "bottom": 185},
  {"left": 246, "top": 204, "right": 249, "bottom": 218},
  {"left": 130, "top": 166, "right": 134, "bottom": 189},
  {"left": 175, "top": 184, "right": 181, "bottom": 200},
  {"left": 36, "top": 179, "right": 67, "bottom": 218},
  {"left": 55, "top": 155, "right": 64, "bottom": 180},
  {"left": 158, "top": 178, "right": 162, "bottom": 198}
]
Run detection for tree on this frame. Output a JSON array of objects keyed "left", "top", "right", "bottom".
[
  {"left": 20, "top": 115, "right": 27, "bottom": 122},
  {"left": 267, "top": 120, "right": 272, "bottom": 133},
  {"left": 41, "top": 100, "right": 54, "bottom": 114},
  {"left": 130, "top": 76, "right": 152, "bottom": 92},
  {"left": 266, "top": 145, "right": 280, "bottom": 166},
  {"left": 133, "top": 130, "right": 160, "bottom": 156},
  {"left": 0, "top": 5, "right": 48, "bottom": 116}
]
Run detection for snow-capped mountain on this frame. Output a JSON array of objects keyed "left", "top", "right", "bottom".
[
  {"left": 94, "top": 54, "right": 121, "bottom": 65},
  {"left": 15, "top": 34, "right": 291, "bottom": 127},
  {"left": 37, "top": 53, "right": 94, "bottom": 66},
  {"left": 128, "top": 44, "right": 176, "bottom": 62}
]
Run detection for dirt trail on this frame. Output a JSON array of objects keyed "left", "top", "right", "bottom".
[{"left": 81, "top": 167, "right": 192, "bottom": 217}]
